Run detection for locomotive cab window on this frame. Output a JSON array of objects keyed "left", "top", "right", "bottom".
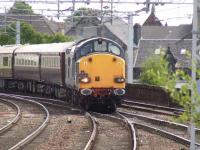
[
  {"left": 80, "top": 42, "right": 93, "bottom": 56},
  {"left": 108, "top": 43, "right": 121, "bottom": 56},
  {"left": 94, "top": 40, "right": 107, "bottom": 52}
]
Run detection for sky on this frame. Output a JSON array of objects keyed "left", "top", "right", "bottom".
[{"left": 0, "top": 0, "right": 193, "bottom": 26}]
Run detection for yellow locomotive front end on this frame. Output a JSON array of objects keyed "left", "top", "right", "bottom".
[
  {"left": 78, "top": 54, "right": 125, "bottom": 96},
  {"left": 74, "top": 37, "right": 126, "bottom": 111}
]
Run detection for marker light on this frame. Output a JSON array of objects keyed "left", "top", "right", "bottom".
[{"left": 114, "top": 77, "right": 125, "bottom": 83}]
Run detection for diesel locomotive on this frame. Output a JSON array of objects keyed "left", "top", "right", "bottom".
[{"left": 0, "top": 37, "right": 126, "bottom": 111}]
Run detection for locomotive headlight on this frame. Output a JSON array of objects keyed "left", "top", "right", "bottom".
[
  {"left": 114, "top": 77, "right": 125, "bottom": 83},
  {"left": 80, "top": 77, "right": 90, "bottom": 83},
  {"left": 79, "top": 71, "right": 91, "bottom": 83}
]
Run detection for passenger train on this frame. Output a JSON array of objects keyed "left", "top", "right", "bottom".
[{"left": 0, "top": 37, "right": 126, "bottom": 111}]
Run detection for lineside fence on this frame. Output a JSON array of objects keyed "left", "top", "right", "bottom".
[{"left": 125, "top": 83, "right": 177, "bottom": 107}]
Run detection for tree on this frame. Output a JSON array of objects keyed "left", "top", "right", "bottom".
[
  {"left": 8, "top": 1, "right": 33, "bottom": 14},
  {"left": 139, "top": 54, "right": 200, "bottom": 127},
  {"left": 139, "top": 55, "right": 175, "bottom": 87},
  {"left": 0, "top": 33, "right": 15, "bottom": 45},
  {"left": 0, "top": 22, "right": 73, "bottom": 45},
  {"left": 42, "top": 33, "right": 73, "bottom": 43},
  {"left": 67, "top": 7, "right": 100, "bottom": 22}
]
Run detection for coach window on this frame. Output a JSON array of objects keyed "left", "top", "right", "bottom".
[
  {"left": 3, "top": 57, "right": 8, "bottom": 67},
  {"left": 94, "top": 40, "right": 107, "bottom": 52}
]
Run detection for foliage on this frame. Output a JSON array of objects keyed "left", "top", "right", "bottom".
[
  {"left": 67, "top": 7, "right": 100, "bottom": 22},
  {"left": 139, "top": 54, "right": 200, "bottom": 127},
  {"left": 139, "top": 55, "right": 175, "bottom": 87},
  {"left": 0, "top": 22, "right": 73, "bottom": 45},
  {"left": 170, "top": 69, "right": 200, "bottom": 127},
  {"left": 8, "top": 1, "right": 33, "bottom": 14},
  {"left": 0, "top": 33, "right": 15, "bottom": 45}
]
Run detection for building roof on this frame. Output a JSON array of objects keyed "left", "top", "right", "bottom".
[
  {"left": 104, "top": 18, "right": 129, "bottom": 46},
  {"left": 143, "top": 5, "right": 162, "bottom": 26},
  {"left": 141, "top": 24, "right": 192, "bottom": 40},
  {"left": 135, "top": 39, "right": 192, "bottom": 68},
  {"left": 0, "top": 13, "right": 61, "bottom": 34}
]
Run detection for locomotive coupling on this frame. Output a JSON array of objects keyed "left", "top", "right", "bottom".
[
  {"left": 114, "top": 89, "right": 125, "bottom": 96},
  {"left": 81, "top": 88, "right": 92, "bottom": 96}
]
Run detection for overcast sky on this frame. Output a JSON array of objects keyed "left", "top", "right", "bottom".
[{"left": 0, "top": 0, "right": 193, "bottom": 26}]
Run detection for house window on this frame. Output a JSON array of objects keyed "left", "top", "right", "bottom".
[
  {"left": 180, "top": 48, "right": 187, "bottom": 55},
  {"left": 154, "top": 48, "right": 161, "bottom": 55}
]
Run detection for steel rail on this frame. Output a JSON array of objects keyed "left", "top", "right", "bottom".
[
  {"left": 117, "top": 112, "right": 137, "bottom": 150},
  {"left": 9, "top": 94, "right": 81, "bottom": 112},
  {"left": 122, "top": 99, "right": 184, "bottom": 113},
  {"left": 11, "top": 94, "right": 96, "bottom": 150},
  {"left": 0, "top": 93, "right": 50, "bottom": 150},
  {"left": 0, "top": 98, "right": 21, "bottom": 134},
  {"left": 118, "top": 110, "right": 200, "bottom": 133},
  {"left": 92, "top": 112, "right": 136, "bottom": 150},
  {"left": 135, "top": 122, "right": 200, "bottom": 147},
  {"left": 118, "top": 110, "right": 200, "bottom": 147},
  {"left": 120, "top": 103, "right": 180, "bottom": 116},
  {"left": 84, "top": 112, "right": 97, "bottom": 150}
]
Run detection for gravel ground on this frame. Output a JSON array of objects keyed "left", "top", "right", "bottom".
[
  {"left": 24, "top": 106, "right": 91, "bottom": 150},
  {"left": 0, "top": 99, "right": 45, "bottom": 150},
  {"left": 136, "top": 128, "right": 188, "bottom": 150},
  {"left": 92, "top": 116, "right": 131, "bottom": 150}
]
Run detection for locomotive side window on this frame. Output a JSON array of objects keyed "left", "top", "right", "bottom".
[
  {"left": 67, "top": 57, "right": 71, "bottom": 79},
  {"left": 68, "top": 57, "right": 71, "bottom": 66},
  {"left": 94, "top": 40, "right": 107, "bottom": 52},
  {"left": 108, "top": 43, "right": 121, "bottom": 55}
]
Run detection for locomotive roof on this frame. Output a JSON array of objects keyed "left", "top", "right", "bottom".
[
  {"left": 0, "top": 45, "right": 20, "bottom": 54},
  {"left": 15, "top": 42, "right": 75, "bottom": 53},
  {"left": 75, "top": 37, "right": 121, "bottom": 48}
]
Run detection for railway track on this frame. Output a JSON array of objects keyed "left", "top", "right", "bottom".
[
  {"left": 90, "top": 112, "right": 136, "bottom": 150},
  {"left": 121, "top": 99, "right": 182, "bottom": 116},
  {"left": 118, "top": 109, "right": 200, "bottom": 149},
  {"left": 10, "top": 94, "right": 135, "bottom": 150},
  {"left": 0, "top": 94, "right": 49, "bottom": 150},
  {"left": 122, "top": 99, "right": 184, "bottom": 112},
  {"left": 0, "top": 98, "right": 21, "bottom": 134},
  {"left": 0, "top": 93, "right": 99, "bottom": 150}
]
